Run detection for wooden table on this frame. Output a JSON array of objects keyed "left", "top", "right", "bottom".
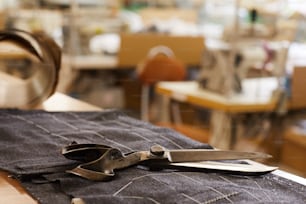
[
  {"left": 156, "top": 77, "right": 281, "bottom": 149},
  {"left": 0, "top": 92, "right": 305, "bottom": 204},
  {"left": 0, "top": 92, "right": 100, "bottom": 204},
  {"left": 157, "top": 77, "right": 279, "bottom": 113}
]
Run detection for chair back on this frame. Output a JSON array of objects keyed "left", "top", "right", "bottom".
[
  {"left": 137, "top": 45, "right": 186, "bottom": 85},
  {"left": 118, "top": 33, "right": 205, "bottom": 68}
]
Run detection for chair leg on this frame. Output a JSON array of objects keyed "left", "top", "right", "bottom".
[
  {"left": 141, "top": 85, "right": 150, "bottom": 121},
  {"left": 141, "top": 85, "right": 179, "bottom": 123},
  {"left": 156, "top": 94, "right": 171, "bottom": 123},
  {"left": 171, "top": 101, "right": 182, "bottom": 124}
]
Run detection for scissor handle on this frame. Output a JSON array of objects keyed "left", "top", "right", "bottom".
[
  {"left": 62, "top": 143, "right": 168, "bottom": 181},
  {"left": 67, "top": 165, "right": 114, "bottom": 181},
  {"left": 62, "top": 143, "right": 112, "bottom": 163}
]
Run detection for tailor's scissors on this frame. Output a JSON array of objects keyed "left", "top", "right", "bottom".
[{"left": 62, "top": 143, "right": 277, "bottom": 181}]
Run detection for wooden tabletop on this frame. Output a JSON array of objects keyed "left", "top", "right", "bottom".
[
  {"left": 156, "top": 77, "right": 280, "bottom": 113},
  {"left": 38, "top": 92, "right": 101, "bottom": 111},
  {"left": 0, "top": 92, "right": 101, "bottom": 204}
]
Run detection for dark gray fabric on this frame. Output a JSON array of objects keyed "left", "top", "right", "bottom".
[
  {"left": 0, "top": 109, "right": 305, "bottom": 204},
  {"left": 0, "top": 109, "right": 207, "bottom": 175}
]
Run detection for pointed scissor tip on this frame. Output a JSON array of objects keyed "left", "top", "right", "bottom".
[{"left": 258, "top": 152, "right": 273, "bottom": 159}]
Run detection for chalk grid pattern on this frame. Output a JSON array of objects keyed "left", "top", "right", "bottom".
[{"left": 0, "top": 109, "right": 305, "bottom": 204}]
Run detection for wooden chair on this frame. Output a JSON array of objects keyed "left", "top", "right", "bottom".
[
  {"left": 136, "top": 45, "right": 186, "bottom": 122},
  {"left": 136, "top": 45, "right": 209, "bottom": 143}
]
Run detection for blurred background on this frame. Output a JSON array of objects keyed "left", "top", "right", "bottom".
[{"left": 0, "top": 0, "right": 306, "bottom": 177}]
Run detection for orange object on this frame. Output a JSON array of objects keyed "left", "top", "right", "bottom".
[{"left": 137, "top": 46, "right": 186, "bottom": 85}]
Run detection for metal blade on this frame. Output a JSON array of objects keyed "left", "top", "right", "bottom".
[
  {"left": 170, "top": 160, "right": 278, "bottom": 174},
  {"left": 167, "top": 149, "right": 271, "bottom": 162}
]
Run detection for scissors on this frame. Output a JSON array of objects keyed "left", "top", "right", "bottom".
[{"left": 62, "top": 143, "right": 277, "bottom": 181}]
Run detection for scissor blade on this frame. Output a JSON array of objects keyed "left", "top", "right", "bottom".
[
  {"left": 167, "top": 149, "right": 271, "bottom": 162},
  {"left": 169, "top": 160, "right": 277, "bottom": 175}
]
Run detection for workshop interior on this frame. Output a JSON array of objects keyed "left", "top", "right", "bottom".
[{"left": 0, "top": 0, "right": 305, "bottom": 203}]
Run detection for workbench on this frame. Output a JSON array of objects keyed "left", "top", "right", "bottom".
[
  {"left": 156, "top": 77, "right": 281, "bottom": 150},
  {"left": 0, "top": 92, "right": 305, "bottom": 204}
]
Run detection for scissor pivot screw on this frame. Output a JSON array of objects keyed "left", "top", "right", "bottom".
[{"left": 150, "top": 145, "right": 164, "bottom": 156}]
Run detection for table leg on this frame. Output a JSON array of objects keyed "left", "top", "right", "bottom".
[
  {"left": 209, "top": 110, "right": 236, "bottom": 150},
  {"left": 157, "top": 94, "right": 171, "bottom": 123}
]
